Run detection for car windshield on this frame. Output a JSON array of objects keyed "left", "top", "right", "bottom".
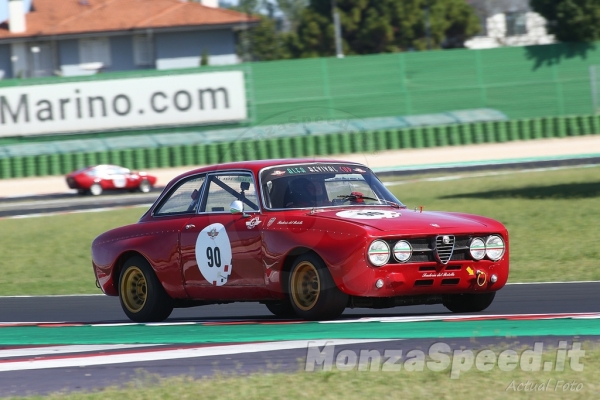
[{"left": 260, "top": 163, "right": 404, "bottom": 210}]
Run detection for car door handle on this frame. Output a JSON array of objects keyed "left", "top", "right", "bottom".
[{"left": 185, "top": 224, "right": 196, "bottom": 230}]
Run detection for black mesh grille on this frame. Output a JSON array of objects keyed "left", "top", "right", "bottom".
[
  {"left": 386, "top": 236, "right": 470, "bottom": 264},
  {"left": 435, "top": 235, "right": 455, "bottom": 264}
]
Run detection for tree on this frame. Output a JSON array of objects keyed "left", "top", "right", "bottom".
[
  {"left": 200, "top": 49, "right": 210, "bottom": 66},
  {"left": 224, "top": 0, "right": 297, "bottom": 61},
  {"left": 276, "top": 0, "right": 309, "bottom": 31},
  {"left": 238, "top": 0, "right": 262, "bottom": 13},
  {"left": 531, "top": 0, "right": 600, "bottom": 42},
  {"left": 287, "top": 7, "right": 335, "bottom": 57},
  {"left": 243, "top": 15, "right": 293, "bottom": 61},
  {"left": 288, "top": 0, "right": 480, "bottom": 58}
]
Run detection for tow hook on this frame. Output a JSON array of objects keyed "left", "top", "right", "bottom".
[{"left": 476, "top": 270, "right": 487, "bottom": 287}]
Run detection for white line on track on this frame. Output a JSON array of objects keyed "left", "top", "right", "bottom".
[
  {"left": 1, "top": 204, "right": 151, "bottom": 220},
  {"left": 319, "top": 312, "right": 600, "bottom": 324},
  {"left": 0, "top": 344, "right": 163, "bottom": 359},
  {"left": 3, "top": 310, "right": 600, "bottom": 328},
  {"left": 0, "top": 339, "right": 395, "bottom": 372}
]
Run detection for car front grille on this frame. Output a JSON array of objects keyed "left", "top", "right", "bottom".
[
  {"left": 435, "top": 235, "right": 455, "bottom": 264},
  {"left": 386, "top": 235, "right": 468, "bottom": 264}
]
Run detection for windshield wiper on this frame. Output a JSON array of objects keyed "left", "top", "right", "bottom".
[{"left": 337, "top": 193, "right": 401, "bottom": 208}]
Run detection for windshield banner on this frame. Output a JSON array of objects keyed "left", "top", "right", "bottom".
[{"left": 262, "top": 163, "right": 369, "bottom": 182}]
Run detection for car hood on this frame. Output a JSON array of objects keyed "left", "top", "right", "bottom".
[{"left": 311, "top": 207, "right": 488, "bottom": 231}]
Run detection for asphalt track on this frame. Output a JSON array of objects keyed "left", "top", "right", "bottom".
[
  {"left": 1, "top": 159, "right": 599, "bottom": 397},
  {"left": 2, "top": 282, "right": 600, "bottom": 323},
  {"left": 1, "top": 283, "right": 599, "bottom": 397},
  {"left": 0, "top": 190, "right": 158, "bottom": 219}
]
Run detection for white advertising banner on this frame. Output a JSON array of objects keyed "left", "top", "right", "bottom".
[{"left": 0, "top": 71, "right": 247, "bottom": 137}]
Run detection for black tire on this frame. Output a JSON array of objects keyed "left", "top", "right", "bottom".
[
  {"left": 288, "top": 253, "right": 348, "bottom": 321},
  {"left": 264, "top": 299, "right": 297, "bottom": 318},
  {"left": 442, "top": 292, "right": 496, "bottom": 313},
  {"left": 139, "top": 179, "right": 152, "bottom": 193},
  {"left": 90, "top": 183, "right": 103, "bottom": 196},
  {"left": 119, "top": 256, "right": 173, "bottom": 322}
]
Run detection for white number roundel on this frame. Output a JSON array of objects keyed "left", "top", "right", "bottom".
[
  {"left": 112, "top": 175, "right": 126, "bottom": 188},
  {"left": 195, "top": 223, "right": 233, "bottom": 286},
  {"left": 336, "top": 210, "right": 401, "bottom": 219}
]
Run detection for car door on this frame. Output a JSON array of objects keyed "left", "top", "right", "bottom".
[
  {"left": 100, "top": 165, "right": 124, "bottom": 190},
  {"left": 119, "top": 167, "right": 139, "bottom": 189},
  {"left": 149, "top": 172, "right": 207, "bottom": 285},
  {"left": 179, "top": 171, "right": 267, "bottom": 300}
]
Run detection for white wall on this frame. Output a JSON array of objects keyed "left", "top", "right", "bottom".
[{"left": 465, "top": 12, "right": 555, "bottom": 49}]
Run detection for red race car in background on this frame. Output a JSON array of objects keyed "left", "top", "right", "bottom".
[
  {"left": 66, "top": 165, "right": 157, "bottom": 196},
  {"left": 92, "top": 159, "right": 509, "bottom": 322}
]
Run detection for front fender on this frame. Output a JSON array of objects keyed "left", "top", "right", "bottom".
[{"left": 261, "top": 216, "right": 369, "bottom": 294}]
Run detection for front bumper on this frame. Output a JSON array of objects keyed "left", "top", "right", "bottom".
[
  {"left": 337, "top": 259, "right": 508, "bottom": 297},
  {"left": 66, "top": 177, "right": 82, "bottom": 189}
]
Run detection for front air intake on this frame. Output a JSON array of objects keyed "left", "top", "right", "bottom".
[{"left": 435, "top": 235, "right": 455, "bottom": 264}]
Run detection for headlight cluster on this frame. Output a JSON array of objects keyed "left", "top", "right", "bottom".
[
  {"left": 368, "top": 234, "right": 505, "bottom": 267},
  {"left": 368, "top": 240, "right": 413, "bottom": 266},
  {"left": 368, "top": 240, "right": 390, "bottom": 266},
  {"left": 393, "top": 240, "right": 412, "bottom": 262},
  {"left": 469, "top": 235, "right": 505, "bottom": 261}
]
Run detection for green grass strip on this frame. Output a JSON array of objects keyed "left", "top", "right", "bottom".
[{"left": 1, "top": 319, "right": 599, "bottom": 345}]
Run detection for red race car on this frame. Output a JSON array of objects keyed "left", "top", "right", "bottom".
[
  {"left": 66, "top": 165, "right": 157, "bottom": 196},
  {"left": 92, "top": 159, "right": 509, "bottom": 322}
]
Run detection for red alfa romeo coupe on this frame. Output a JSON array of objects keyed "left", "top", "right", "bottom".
[
  {"left": 66, "top": 165, "right": 157, "bottom": 196},
  {"left": 92, "top": 159, "right": 509, "bottom": 322}
]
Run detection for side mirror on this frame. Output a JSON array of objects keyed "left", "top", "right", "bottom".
[{"left": 230, "top": 200, "right": 244, "bottom": 215}]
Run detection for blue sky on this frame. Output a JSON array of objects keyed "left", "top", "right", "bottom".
[{"left": 0, "top": 0, "right": 32, "bottom": 23}]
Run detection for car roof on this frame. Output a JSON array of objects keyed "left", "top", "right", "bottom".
[
  {"left": 166, "top": 158, "right": 367, "bottom": 187},
  {"left": 91, "top": 164, "right": 126, "bottom": 169},
  {"left": 178, "top": 158, "right": 364, "bottom": 175}
]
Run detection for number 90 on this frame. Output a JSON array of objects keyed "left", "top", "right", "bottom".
[{"left": 206, "top": 246, "right": 221, "bottom": 268}]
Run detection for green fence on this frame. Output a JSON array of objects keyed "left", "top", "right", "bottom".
[
  {"left": 1, "top": 42, "right": 600, "bottom": 147},
  {"left": 250, "top": 43, "right": 600, "bottom": 124},
  {"left": 0, "top": 114, "right": 598, "bottom": 179}
]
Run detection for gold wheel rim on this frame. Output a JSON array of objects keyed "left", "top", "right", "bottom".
[
  {"left": 290, "top": 261, "right": 320, "bottom": 311},
  {"left": 121, "top": 266, "right": 147, "bottom": 313}
]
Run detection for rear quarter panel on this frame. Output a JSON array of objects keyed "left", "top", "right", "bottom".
[{"left": 92, "top": 216, "right": 190, "bottom": 298}]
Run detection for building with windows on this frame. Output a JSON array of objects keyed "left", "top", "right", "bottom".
[
  {"left": 0, "top": 0, "right": 253, "bottom": 79},
  {"left": 464, "top": 0, "right": 554, "bottom": 49}
]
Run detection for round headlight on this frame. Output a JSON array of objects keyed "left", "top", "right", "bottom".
[
  {"left": 368, "top": 240, "right": 390, "bottom": 267},
  {"left": 469, "top": 237, "right": 486, "bottom": 260},
  {"left": 485, "top": 235, "right": 505, "bottom": 261},
  {"left": 393, "top": 240, "right": 412, "bottom": 262}
]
